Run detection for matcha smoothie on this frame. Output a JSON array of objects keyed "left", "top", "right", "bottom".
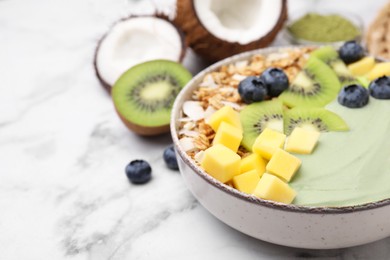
[{"left": 291, "top": 99, "right": 390, "bottom": 206}]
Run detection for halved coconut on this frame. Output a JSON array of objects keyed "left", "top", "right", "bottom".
[
  {"left": 94, "top": 16, "right": 186, "bottom": 92},
  {"left": 174, "top": 0, "right": 287, "bottom": 61}
]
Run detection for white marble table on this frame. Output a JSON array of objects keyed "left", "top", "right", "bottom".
[{"left": 1, "top": 0, "right": 389, "bottom": 259}]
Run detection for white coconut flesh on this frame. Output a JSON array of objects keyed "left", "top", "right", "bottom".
[
  {"left": 193, "top": 0, "right": 283, "bottom": 45},
  {"left": 96, "top": 17, "right": 183, "bottom": 87}
]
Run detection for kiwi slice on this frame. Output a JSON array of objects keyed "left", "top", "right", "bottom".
[
  {"left": 284, "top": 107, "right": 349, "bottom": 135},
  {"left": 240, "top": 100, "right": 284, "bottom": 151},
  {"left": 278, "top": 56, "right": 340, "bottom": 107},
  {"left": 357, "top": 76, "right": 370, "bottom": 88},
  {"left": 311, "top": 46, "right": 357, "bottom": 85},
  {"left": 112, "top": 60, "right": 192, "bottom": 136}
]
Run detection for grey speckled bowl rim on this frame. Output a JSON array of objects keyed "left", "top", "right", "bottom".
[{"left": 171, "top": 46, "right": 390, "bottom": 214}]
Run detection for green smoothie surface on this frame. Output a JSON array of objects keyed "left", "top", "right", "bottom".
[{"left": 291, "top": 99, "right": 390, "bottom": 207}]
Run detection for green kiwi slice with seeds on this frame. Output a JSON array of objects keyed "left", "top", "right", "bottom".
[
  {"left": 311, "top": 46, "right": 357, "bottom": 86},
  {"left": 278, "top": 56, "right": 340, "bottom": 108},
  {"left": 112, "top": 60, "right": 192, "bottom": 136},
  {"left": 284, "top": 107, "right": 349, "bottom": 135},
  {"left": 240, "top": 99, "right": 284, "bottom": 151}
]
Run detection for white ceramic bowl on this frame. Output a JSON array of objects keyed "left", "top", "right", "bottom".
[{"left": 170, "top": 46, "right": 390, "bottom": 249}]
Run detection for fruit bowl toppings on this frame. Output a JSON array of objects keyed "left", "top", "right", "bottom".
[
  {"left": 283, "top": 107, "right": 349, "bottom": 135},
  {"left": 260, "top": 68, "right": 289, "bottom": 97},
  {"left": 238, "top": 76, "right": 267, "bottom": 104},
  {"left": 285, "top": 127, "right": 320, "bottom": 155},
  {"left": 278, "top": 55, "right": 341, "bottom": 107},
  {"left": 338, "top": 40, "right": 365, "bottom": 64},
  {"left": 338, "top": 84, "right": 369, "bottom": 108},
  {"left": 369, "top": 76, "right": 390, "bottom": 100},
  {"left": 177, "top": 44, "right": 390, "bottom": 206}
]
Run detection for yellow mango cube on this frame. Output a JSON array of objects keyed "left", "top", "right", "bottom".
[
  {"left": 252, "top": 128, "right": 286, "bottom": 160},
  {"left": 232, "top": 169, "right": 260, "bottom": 194},
  {"left": 239, "top": 153, "right": 266, "bottom": 177},
  {"left": 348, "top": 57, "right": 375, "bottom": 76},
  {"left": 207, "top": 106, "right": 242, "bottom": 132},
  {"left": 253, "top": 173, "right": 296, "bottom": 204},
  {"left": 285, "top": 127, "right": 320, "bottom": 154},
  {"left": 226, "top": 181, "right": 234, "bottom": 188},
  {"left": 201, "top": 144, "right": 240, "bottom": 183},
  {"left": 366, "top": 62, "right": 390, "bottom": 80},
  {"left": 266, "top": 148, "right": 301, "bottom": 182},
  {"left": 213, "top": 122, "right": 243, "bottom": 152}
]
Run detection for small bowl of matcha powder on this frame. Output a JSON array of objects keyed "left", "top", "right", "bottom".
[{"left": 285, "top": 11, "right": 362, "bottom": 44}]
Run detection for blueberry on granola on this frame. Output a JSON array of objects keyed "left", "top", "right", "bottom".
[
  {"left": 125, "top": 160, "right": 152, "bottom": 184},
  {"left": 338, "top": 41, "right": 365, "bottom": 64},
  {"left": 238, "top": 76, "right": 268, "bottom": 104},
  {"left": 260, "top": 68, "right": 289, "bottom": 97}
]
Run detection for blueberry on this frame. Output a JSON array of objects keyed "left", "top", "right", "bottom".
[
  {"left": 338, "top": 84, "right": 369, "bottom": 108},
  {"left": 163, "top": 145, "right": 179, "bottom": 170},
  {"left": 338, "top": 41, "right": 365, "bottom": 64},
  {"left": 125, "top": 160, "right": 152, "bottom": 184},
  {"left": 260, "top": 68, "right": 289, "bottom": 97},
  {"left": 369, "top": 76, "right": 390, "bottom": 99},
  {"left": 238, "top": 76, "right": 267, "bottom": 104}
]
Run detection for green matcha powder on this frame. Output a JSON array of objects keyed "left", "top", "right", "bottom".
[{"left": 288, "top": 13, "right": 360, "bottom": 42}]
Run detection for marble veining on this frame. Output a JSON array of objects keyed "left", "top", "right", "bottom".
[{"left": 1, "top": 0, "right": 389, "bottom": 259}]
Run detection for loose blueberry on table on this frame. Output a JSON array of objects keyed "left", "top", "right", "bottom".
[
  {"left": 163, "top": 145, "right": 179, "bottom": 170},
  {"left": 125, "top": 160, "right": 152, "bottom": 184}
]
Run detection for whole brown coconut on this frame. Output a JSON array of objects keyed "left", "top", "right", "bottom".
[{"left": 174, "top": 0, "right": 287, "bottom": 62}]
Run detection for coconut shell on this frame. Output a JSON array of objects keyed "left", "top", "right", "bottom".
[
  {"left": 94, "top": 15, "right": 187, "bottom": 94},
  {"left": 174, "top": 0, "right": 287, "bottom": 62}
]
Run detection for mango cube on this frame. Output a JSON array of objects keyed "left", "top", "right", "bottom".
[
  {"left": 201, "top": 144, "right": 240, "bottom": 183},
  {"left": 226, "top": 181, "right": 234, "bottom": 188},
  {"left": 252, "top": 128, "right": 286, "bottom": 160},
  {"left": 253, "top": 173, "right": 296, "bottom": 204},
  {"left": 232, "top": 169, "right": 260, "bottom": 194},
  {"left": 207, "top": 106, "right": 242, "bottom": 132},
  {"left": 366, "top": 62, "right": 390, "bottom": 80},
  {"left": 348, "top": 57, "right": 375, "bottom": 76},
  {"left": 266, "top": 148, "right": 301, "bottom": 182},
  {"left": 239, "top": 153, "right": 266, "bottom": 177},
  {"left": 285, "top": 127, "right": 320, "bottom": 154},
  {"left": 213, "top": 122, "right": 243, "bottom": 152}
]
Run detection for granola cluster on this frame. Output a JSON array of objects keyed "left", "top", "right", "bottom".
[
  {"left": 178, "top": 47, "right": 314, "bottom": 163},
  {"left": 366, "top": 1, "right": 390, "bottom": 60}
]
